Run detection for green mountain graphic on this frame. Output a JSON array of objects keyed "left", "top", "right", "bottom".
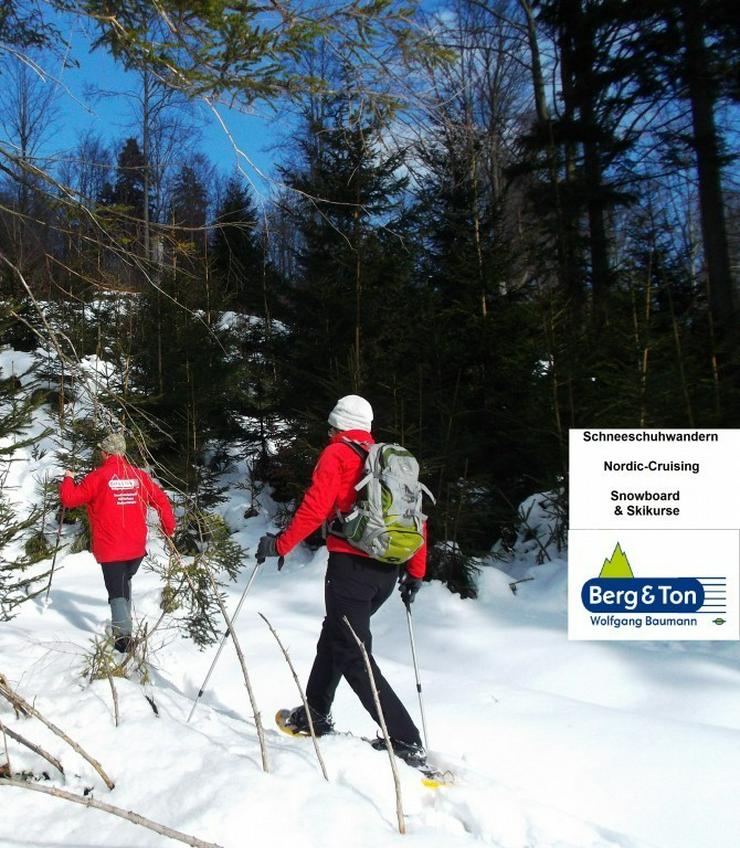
[{"left": 599, "top": 542, "right": 634, "bottom": 578}]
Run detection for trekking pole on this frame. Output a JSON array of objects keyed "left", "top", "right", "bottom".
[
  {"left": 405, "top": 605, "right": 429, "bottom": 750},
  {"left": 186, "top": 556, "right": 263, "bottom": 723},
  {"left": 43, "top": 506, "right": 66, "bottom": 608}
]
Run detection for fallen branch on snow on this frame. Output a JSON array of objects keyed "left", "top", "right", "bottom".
[
  {"left": 0, "top": 778, "right": 224, "bottom": 848},
  {"left": 1, "top": 717, "right": 10, "bottom": 776},
  {"left": 0, "top": 717, "right": 65, "bottom": 777},
  {"left": 0, "top": 674, "right": 114, "bottom": 790}
]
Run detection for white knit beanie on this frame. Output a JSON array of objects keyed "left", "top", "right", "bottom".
[{"left": 328, "top": 395, "right": 373, "bottom": 432}]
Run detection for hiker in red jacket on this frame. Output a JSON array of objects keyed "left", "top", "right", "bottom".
[
  {"left": 257, "top": 395, "right": 427, "bottom": 767},
  {"left": 59, "top": 432, "right": 175, "bottom": 652}
]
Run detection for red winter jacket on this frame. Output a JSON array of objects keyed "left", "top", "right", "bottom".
[
  {"left": 59, "top": 455, "right": 175, "bottom": 563},
  {"left": 276, "top": 430, "right": 427, "bottom": 579}
]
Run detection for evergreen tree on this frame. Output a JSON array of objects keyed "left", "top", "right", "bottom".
[
  {"left": 96, "top": 136, "right": 148, "bottom": 285},
  {"left": 405, "top": 19, "right": 560, "bottom": 576},
  {"left": 211, "top": 176, "right": 267, "bottom": 311},
  {"left": 128, "top": 272, "right": 247, "bottom": 499},
  {"left": 620, "top": 0, "right": 739, "bottom": 420},
  {"left": 171, "top": 159, "right": 209, "bottom": 259},
  {"left": 0, "top": 328, "right": 50, "bottom": 619},
  {"left": 278, "top": 93, "right": 412, "bottom": 418},
  {"left": 145, "top": 511, "right": 246, "bottom": 649},
  {"left": 626, "top": 0, "right": 738, "bottom": 336},
  {"left": 263, "top": 87, "right": 424, "bottom": 519},
  {"left": 530, "top": 1, "right": 643, "bottom": 327},
  {"left": 103, "top": 136, "right": 146, "bottom": 218}
]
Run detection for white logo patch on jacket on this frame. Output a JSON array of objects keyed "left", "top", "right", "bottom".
[{"left": 108, "top": 476, "right": 140, "bottom": 506}]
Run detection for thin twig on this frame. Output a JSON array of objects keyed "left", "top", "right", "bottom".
[
  {"left": 106, "top": 672, "right": 119, "bottom": 727},
  {"left": 204, "top": 573, "right": 269, "bottom": 773},
  {"left": 508, "top": 577, "right": 535, "bottom": 595},
  {"left": 258, "top": 612, "right": 329, "bottom": 781},
  {"left": 0, "top": 676, "right": 114, "bottom": 790},
  {"left": 0, "top": 778, "right": 224, "bottom": 848},
  {"left": 342, "top": 616, "right": 405, "bottom": 835},
  {"left": 44, "top": 506, "right": 66, "bottom": 606},
  {"left": 1, "top": 719, "right": 11, "bottom": 776},
  {"left": 0, "top": 718, "right": 65, "bottom": 777}
]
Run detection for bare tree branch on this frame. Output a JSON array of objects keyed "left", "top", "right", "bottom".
[
  {"left": 258, "top": 612, "right": 329, "bottom": 781},
  {"left": 342, "top": 616, "right": 405, "bottom": 835},
  {"left": 202, "top": 571, "right": 269, "bottom": 772}
]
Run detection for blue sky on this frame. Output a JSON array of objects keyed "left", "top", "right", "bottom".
[
  {"left": 38, "top": 18, "right": 286, "bottom": 192},
  {"left": 14, "top": 2, "right": 452, "bottom": 203}
]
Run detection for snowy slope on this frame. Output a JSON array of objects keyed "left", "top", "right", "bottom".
[
  {"left": 2, "top": 470, "right": 739, "bottom": 848},
  {"left": 2, "top": 351, "right": 740, "bottom": 848}
]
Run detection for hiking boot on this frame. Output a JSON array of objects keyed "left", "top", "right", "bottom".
[
  {"left": 285, "top": 705, "right": 334, "bottom": 737},
  {"left": 114, "top": 636, "right": 132, "bottom": 654},
  {"left": 370, "top": 736, "right": 427, "bottom": 769}
]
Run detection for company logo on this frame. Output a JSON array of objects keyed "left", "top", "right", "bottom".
[
  {"left": 108, "top": 477, "right": 139, "bottom": 491},
  {"left": 581, "top": 543, "right": 715, "bottom": 615}
]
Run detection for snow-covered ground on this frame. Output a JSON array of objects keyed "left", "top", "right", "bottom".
[
  {"left": 1, "top": 471, "right": 739, "bottom": 848},
  {"left": 1, "top": 347, "right": 739, "bottom": 848}
]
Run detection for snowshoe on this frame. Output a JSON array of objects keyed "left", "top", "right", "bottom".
[
  {"left": 275, "top": 705, "right": 334, "bottom": 737},
  {"left": 369, "top": 735, "right": 427, "bottom": 768},
  {"left": 369, "top": 736, "right": 454, "bottom": 788}
]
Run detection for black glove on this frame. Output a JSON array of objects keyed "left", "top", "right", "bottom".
[
  {"left": 256, "top": 533, "right": 285, "bottom": 570},
  {"left": 398, "top": 572, "right": 422, "bottom": 607}
]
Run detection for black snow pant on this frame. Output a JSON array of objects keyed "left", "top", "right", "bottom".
[
  {"left": 100, "top": 557, "right": 143, "bottom": 639},
  {"left": 305, "top": 552, "right": 422, "bottom": 748},
  {"left": 100, "top": 557, "right": 143, "bottom": 602}
]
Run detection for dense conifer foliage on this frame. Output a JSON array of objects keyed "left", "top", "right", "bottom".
[{"left": 1, "top": 1, "right": 737, "bottom": 595}]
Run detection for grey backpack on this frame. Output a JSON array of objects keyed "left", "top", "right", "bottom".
[{"left": 335, "top": 440, "right": 435, "bottom": 564}]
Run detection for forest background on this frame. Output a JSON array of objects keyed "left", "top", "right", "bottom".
[{"left": 1, "top": 0, "right": 738, "bottom": 599}]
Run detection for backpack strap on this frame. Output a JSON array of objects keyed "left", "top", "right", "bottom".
[
  {"left": 419, "top": 481, "right": 436, "bottom": 505},
  {"left": 341, "top": 438, "right": 370, "bottom": 459},
  {"left": 325, "top": 439, "right": 371, "bottom": 537},
  {"left": 340, "top": 438, "right": 375, "bottom": 490}
]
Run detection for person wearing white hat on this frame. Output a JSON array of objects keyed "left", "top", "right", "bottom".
[
  {"left": 257, "top": 395, "right": 427, "bottom": 768},
  {"left": 327, "top": 394, "right": 374, "bottom": 432}
]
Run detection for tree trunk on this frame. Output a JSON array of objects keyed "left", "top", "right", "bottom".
[
  {"left": 142, "top": 71, "right": 151, "bottom": 262},
  {"left": 582, "top": 130, "right": 611, "bottom": 328},
  {"left": 681, "top": 3, "right": 736, "bottom": 335},
  {"left": 520, "top": 0, "right": 576, "bottom": 314},
  {"left": 557, "top": 1, "right": 585, "bottom": 311},
  {"left": 568, "top": 0, "right": 611, "bottom": 329}
]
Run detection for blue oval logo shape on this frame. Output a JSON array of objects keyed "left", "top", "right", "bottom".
[{"left": 581, "top": 578, "right": 705, "bottom": 613}]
